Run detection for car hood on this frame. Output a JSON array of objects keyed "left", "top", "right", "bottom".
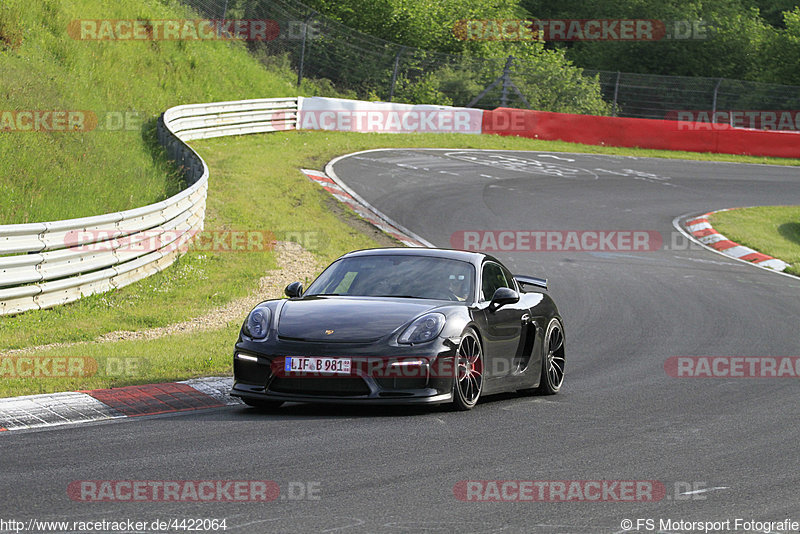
[{"left": 277, "top": 296, "right": 442, "bottom": 343}]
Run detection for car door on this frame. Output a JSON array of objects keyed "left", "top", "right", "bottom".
[{"left": 477, "top": 261, "right": 525, "bottom": 379}]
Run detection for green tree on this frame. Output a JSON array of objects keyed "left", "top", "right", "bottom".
[
  {"left": 298, "top": 0, "right": 611, "bottom": 112},
  {"left": 519, "top": 0, "right": 778, "bottom": 82},
  {"left": 762, "top": 7, "right": 800, "bottom": 84},
  {"left": 744, "top": 0, "right": 800, "bottom": 28}
]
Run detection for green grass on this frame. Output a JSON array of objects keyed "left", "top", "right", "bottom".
[
  {"left": 0, "top": 323, "right": 241, "bottom": 397},
  {"left": 710, "top": 206, "right": 800, "bottom": 276},
  {"left": 0, "top": 0, "right": 343, "bottom": 223}
]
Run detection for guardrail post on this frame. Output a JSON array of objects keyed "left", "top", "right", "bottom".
[
  {"left": 711, "top": 78, "right": 722, "bottom": 123},
  {"left": 500, "top": 55, "right": 514, "bottom": 108},
  {"left": 296, "top": 12, "right": 316, "bottom": 87},
  {"left": 388, "top": 47, "right": 406, "bottom": 102}
]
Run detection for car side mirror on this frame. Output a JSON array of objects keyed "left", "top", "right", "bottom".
[
  {"left": 489, "top": 287, "right": 519, "bottom": 311},
  {"left": 284, "top": 281, "right": 303, "bottom": 298}
]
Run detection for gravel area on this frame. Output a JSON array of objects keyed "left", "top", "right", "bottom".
[{"left": 3, "top": 241, "right": 322, "bottom": 355}]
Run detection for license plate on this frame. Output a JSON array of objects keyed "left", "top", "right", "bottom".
[{"left": 285, "top": 357, "right": 351, "bottom": 374}]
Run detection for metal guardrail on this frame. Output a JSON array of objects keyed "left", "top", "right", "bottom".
[{"left": 0, "top": 97, "right": 298, "bottom": 316}]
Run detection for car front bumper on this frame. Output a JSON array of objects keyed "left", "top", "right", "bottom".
[{"left": 231, "top": 336, "right": 458, "bottom": 405}]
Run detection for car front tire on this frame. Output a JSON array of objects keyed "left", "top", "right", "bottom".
[
  {"left": 534, "top": 318, "right": 565, "bottom": 395},
  {"left": 452, "top": 328, "right": 484, "bottom": 411}
]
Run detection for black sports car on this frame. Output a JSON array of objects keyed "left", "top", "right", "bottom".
[{"left": 231, "top": 248, "right": 564, "bottom": 410}]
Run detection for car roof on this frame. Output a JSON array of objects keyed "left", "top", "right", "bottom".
[{"left": 340, "top": 247, "right": 492, "bottom": 266}]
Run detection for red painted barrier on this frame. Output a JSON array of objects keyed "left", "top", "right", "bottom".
[{"left": 482, "top": 108, "right": 800, "bottom": 158}]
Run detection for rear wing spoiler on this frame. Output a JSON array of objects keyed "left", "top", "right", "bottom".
[{"left": 514, "top": 275, "right": 548, "bottom": 291}]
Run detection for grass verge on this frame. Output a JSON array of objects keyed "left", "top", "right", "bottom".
[
  {"left": 0, "top": 0, "right": 345, "bottom": 223},
  {"left": 0, "top": 324, "right": 240, "bottom": 398},
  {"left": 709, "top": 206, "right": 800, "bottom": 276}
]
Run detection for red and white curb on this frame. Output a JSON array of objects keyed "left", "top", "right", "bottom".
[
  {"left": 0, "top": 377, "right": 239, "bottom": 432},
  {"left": 684, "top": 211, "right": 788, "bottom": 272},
  {"left": 301, "top": 168, "right": 432, "bottom": 248}
]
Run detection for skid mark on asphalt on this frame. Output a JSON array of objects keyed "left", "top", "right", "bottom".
[
  {"left": 674, "top": 255, "right": 737, "bottom": 267},
  {"left": 226, "top": 516, "right": 366, "bottom": 532},
  {"left": 229, "top": 515, "right": 589, "bottom": 533},
  {"left": 588, "top": 251, "right": 661, "bottom": 261},
  {"left": 500, "top": 398, "right": 563, "bottom": 412}
]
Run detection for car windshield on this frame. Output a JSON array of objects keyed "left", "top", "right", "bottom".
[{"left": 305, "top": 255, "right": 475, "bottom": 302}]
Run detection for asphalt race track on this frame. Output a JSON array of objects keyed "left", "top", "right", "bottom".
[{"left": 2, "top": 149, "right": 800, "bottom": 533}]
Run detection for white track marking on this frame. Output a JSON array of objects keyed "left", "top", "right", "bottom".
[{"left": 679, "top": 486, "right": 729, "bottom": 495}]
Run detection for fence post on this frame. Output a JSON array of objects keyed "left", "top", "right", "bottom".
[
  {"left": 388, "top": 47, "right": 405, "bottom": 102},
  {"left": 297, "top": 12, "right": 315, "bottom": 87},
  {"left": 500, "top": 55, "right": 514, "bottom": 108},
  {"left": 612, "top": 71, "right": 621, "bottom": 117},
  {"left": 711, "top": 78, "right": 722, "bottom": 123}
]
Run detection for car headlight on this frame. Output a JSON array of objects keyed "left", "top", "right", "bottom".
[
  {"left": 398, "top": 313, "right": 445, "bottom": 344},
  {"left": 243, "top": 306, "right": 271, "bottom": 340}
]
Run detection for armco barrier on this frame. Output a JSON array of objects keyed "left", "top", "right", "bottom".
[
  {"left": 0, "top": 97, "right": 297, "bottom": 317},
  {"left": 482, "top": 108, "right": 800, "bottom": 158},
  {"left": 297, "top": 96, "right": 484, "bottom": 134}
]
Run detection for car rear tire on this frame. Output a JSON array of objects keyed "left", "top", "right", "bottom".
[
  {"left": 534, "top": 318, "right": 565, "bottom": 395},
  {"left": 452, "top": 328, "right": 484, "bottom": 411}
]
